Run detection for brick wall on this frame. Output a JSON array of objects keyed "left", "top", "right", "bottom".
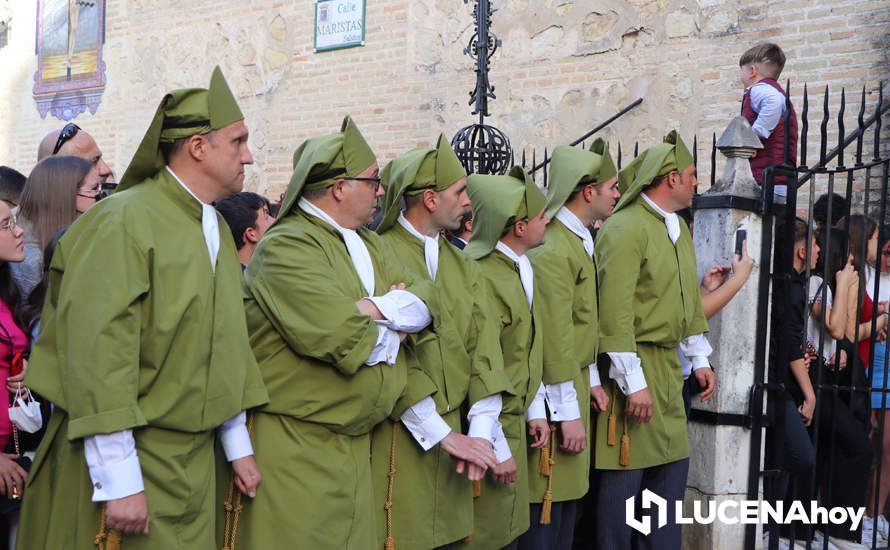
[{"left": 1, "top": 0, "right": 888, "bottom": 207}]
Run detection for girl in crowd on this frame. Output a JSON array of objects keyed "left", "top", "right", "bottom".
[
  {"left": 0, "top": 200, "right": 30, "bottom": 547},
  {"left": 847, "top": 215, "right": 890, "bottom": 543},
  {"left": 867, "top": 224, "right": 890, "bottom": 542},
  {"left": 10, "top": 156, "right": 98, "bottom": 296},
  {"left": 807, "top": 226, "right": 871, "bottom": 544}
]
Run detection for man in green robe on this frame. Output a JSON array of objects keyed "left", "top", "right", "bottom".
[
  {"left": 461, "top": 167, "right": 551, "bottom": 549},
  {"left": 18, "top": 67, "right": 269, "bottom": 550},
  {"left": 371, "top": 135, "right": 513, "bottom": 548},
  {"left": 234, "top": 116, "right": 439, "bottom": 549},
  {"left": 520, "top": 140, "right": 620, "bottom": 549},
  {"left": 594, "top": 131, "right": 716, "bottom": 549}
]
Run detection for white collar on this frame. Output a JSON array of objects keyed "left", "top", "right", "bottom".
[
  {"left": 166, "top": 166, "right": 209, "bottom": 206},
  {"left": 298, "top": 197, "right": 376, "bottom": 295},
  {"left": 640, "top": 192, "right": 681, "bottom": 245},
  {"left": 496, "top": 241, "right": 534, "bottom": 309},
  {"left": 397, "top": 213, "right": 438, "bottom": 242},
  {"left": 555, "top": 207, "right": 594, "bottom": 258},
  {"left": 397, "top": 213, "right": 440, "bottom": 280},
  {"left": 495, "top": 240, "right": 523, "bottom": 263},
  {"left": 299, "top": 197, "right": 351, "bottom": 233}
]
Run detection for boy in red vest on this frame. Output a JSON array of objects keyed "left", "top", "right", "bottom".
[{"left": 739, "top": 42, "right": 799, "bottom": 197}]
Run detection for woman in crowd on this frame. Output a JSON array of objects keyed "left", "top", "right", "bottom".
[
  {"left": 846, "top": 215, "right": 890, "bottom": 544},
  {"left": 806, "top": 226, "right": 872, "bottom": 544},
  {"left": 866, "top": 224, "right": 890, "bottom": 542},
  {"left": 0, "top": 200, "right": 31, "bottom": 548},
  {"left": 10, "top": 156, "right": 98, "bottom": 296}
]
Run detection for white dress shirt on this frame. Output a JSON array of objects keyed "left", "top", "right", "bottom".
[
  {"left": 555, "top": 208, "right": 604, "bottom": 390},
  {"left": 85, "top": 168, "right": 250, "bottom": 502},
  {"left": 396, "top": 215, "right": 504, "bottom": 456},
  {"left": 607, "top": 193, "right": 712, "bottom": 396}
]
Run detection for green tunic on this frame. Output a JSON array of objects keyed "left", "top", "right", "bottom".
[
  {"left": 18, "top": 169, "right": 268, "bottom": 550},
  {"left": 526, "top": 218, "right": 597, "bottom": 503},
  {"left": 233, "top": 210, "right": 438, "bottom": 549},
  {"left": 594, "top": 198, "right": 707, "bottom": 470},
  {"left": 371, "top": 224, "right": 512, "bottom": 548},
  {"left": 462, "top": 249, "right": 544, "bottom": 549}
]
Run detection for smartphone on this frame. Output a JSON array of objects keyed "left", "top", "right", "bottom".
[{"left": 735, "top": 229, "right": 747, "bottom": 257}]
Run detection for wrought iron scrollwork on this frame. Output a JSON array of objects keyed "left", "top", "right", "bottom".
[{"left": 452, "top": 0, "right": 512, "bottom": 175}]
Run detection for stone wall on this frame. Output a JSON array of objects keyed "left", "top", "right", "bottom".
[{"left": 0, "top": 0, "right": 888, "bottom": 202}]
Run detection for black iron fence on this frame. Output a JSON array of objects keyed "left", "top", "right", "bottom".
[{"left": 515, "top": 80, "right": 889, "bottom": 549}]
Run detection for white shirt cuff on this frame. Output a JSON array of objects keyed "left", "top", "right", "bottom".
[
  {"left": 589, "top": 364, "right": 602, "bottom": 388},
  {"left": 401, "top": 396, "right": 452, "bottom": 451},
  {"left": 467, "top": 393, "right": 502, "bottom": 440},
  {"left": 219, "top": 411, "right": 253, "bottom": 461},
  {"left": 545, "top": 381, "right": 581, "bottom": 421},
  {"left": 607, "top": 351, "right": 648, "bottom": 395},
  {"left": 526, "top": 383, "right": 547, "bottom": 421},
  {"left": 367, "top": 289, "right": 431, "bottom": 333},
  {"left": 366, "top": 325, "right": 401, "bottom": 365},
  {"left": 84, "top": 430, "right": 145, "bottom": 502},
  {"left": 492, "top": 423, "right": 513, "bottom": 463}
]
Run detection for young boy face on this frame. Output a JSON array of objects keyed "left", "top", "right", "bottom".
[{"left": 739, "top": 64, "right": 757, "bottom": 87}]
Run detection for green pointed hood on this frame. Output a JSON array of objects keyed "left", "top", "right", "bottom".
[
  {"left": 544, "top": 145, "right": 603, "bottom": 218},
  {"left": 275, "top": 116, "right": 376, "bottom": 223},
  {"left": 464, "top": 166, "right": 546, "bottom": 260},
  {"left": 589, "top": 137, "right": 617, "bottom": 182},
  {"left": 613, "top": 130, "right": 693, "bottom": 213},
  {"left": 376, "top": 134, "right": 467, "bottom": 232},
  {"left": 118, "top": 66, "right": 244, "bottom": 190}
]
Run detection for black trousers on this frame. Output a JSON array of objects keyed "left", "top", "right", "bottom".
[
  {"left": 766, "top": 394, "right": 817, "bottom": 540},
  {"left": 813, "top": 381, "right": 873, "bottom": 540},
  {"left": 517, "top": 500, "right": 579, "bottom": 550},
  {"left": 596, "top": 458, "right": 690, "bottom": 550}
]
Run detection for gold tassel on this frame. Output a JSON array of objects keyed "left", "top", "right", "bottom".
[
  {"left": 539, "top": 425, "right": 558, "bottom": 525},
  {"left": 383, "top": 423, "right": 399, "bottom": 550},
  {"left": 619, "top": 415, "right": 630, "bottom": 467},
  {"left": 472, "top": 479, "right": 481, "bottom": 497},
  {"left": 540, "top": 489, "right": 553, "bottom": 525},
  {"left": 221, "top": 413, "right": 255, "bottom": 550},
  {"left": 607, "top": 384, "right": 617, "bottom": 446}
]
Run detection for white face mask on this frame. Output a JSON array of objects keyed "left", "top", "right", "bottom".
[{"left": 9, "top": 387, "right": 42, "bottom": 433}]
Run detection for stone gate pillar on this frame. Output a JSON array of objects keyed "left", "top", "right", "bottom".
[{"left": 683, "top": 116, "right": 766, "bottom": 550}]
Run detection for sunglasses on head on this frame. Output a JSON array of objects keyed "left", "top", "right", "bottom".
[{"left": 52, "top": 123, "right": 81, "bottom": 155}]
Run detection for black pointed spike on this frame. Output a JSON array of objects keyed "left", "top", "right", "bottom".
[
  {"left": 581, "top": 141, "right": 586, "bottom": 150},
  {"left": 856, "top": 85, "right": 866, "bottom": 166},
  {"left": 874, "top": 82, "right": 884, "bottom": 162},
  {"left": 710, "top": 132, "right": 717, "bottom": 188},
  {"left": 521, "top": 148, "right": 526, "bottom": 168},
  {"left": 617, "top": 142, "right": 623, "bottom": 169},
  {"left": 634, "top": 142, "right": 639, "bottom": 157},
  {"left": 693, "top": 135, "right": 698, "bottom": 171},
  {"left": 819, "top": 85, "right": 830, "bottom": 166},
  {"left": 543, "top": 147, "right": 549, "bottom": 188},
  {"left": 783, "top": 81, "right": 792, "bottom": 166},
  {"left": 800, "top": 83, "right": 809, "bottom": 168},
  {"left": 836, "top": 87, "right": 846, "bottom": 168},
  {"left": 532, "top": 149, "right": 536, "bottom": 174}
]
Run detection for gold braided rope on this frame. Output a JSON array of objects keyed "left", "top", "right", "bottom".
[
  {"left": 384, "top": 423, "right": 399, "bottom": 550},
  {"left": 222, "top": 413, "right": 255, "bottom": 550},
  {"left": 94, "top": 504, "right": 122, "bottom": 550}
]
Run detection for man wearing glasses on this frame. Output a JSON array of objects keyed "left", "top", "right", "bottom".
[
  {"left": 233, "top": 116, "right": 438, "bottom": 548},
  {"left": 37, "top": 122, "right": 114, "bottom": 186},
  {"left": 18, "top": 67, "right": 268, "bottom": 550}
]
